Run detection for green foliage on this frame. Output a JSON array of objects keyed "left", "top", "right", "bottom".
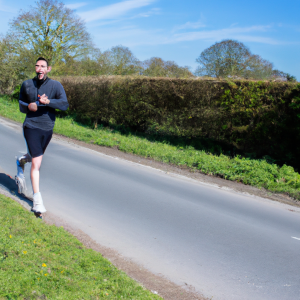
[
  {"left": 1, "top": 96, "right": 300, "bottom": 200},
  {"left": 0, "top": 194, "right": 161, "bottom": 299},
  {"left": 53, "top": 76, "right": 300, "bottom": 169},
  {"left": 8, "top": 0, "right": 93, "bottom": 66},
  {"left": 142, "top": 57, "right": 194, "bottom": 78},
  {"left": 12, "top": 85, "right": 21, "bottom": 100},
  {"left": 47, "top": 117, "right": 300, "bottom": 200},
  {"left": 196, "top": 39, "right": 274, "bottom": 80},
  {"left": 0, "top": 36, "right": 33, "bottom": 94},
  {"left": 286, "top": 73, "right": 297, "bottom": 82}
]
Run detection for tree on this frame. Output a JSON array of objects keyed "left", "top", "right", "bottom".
[
  {"left": 0, "top": 35, "right": 35, "bottom": 94},
  {"left": 164, "top": 60, "right": 193, "bottom": 78},
  {"left": 243, "top": 54, "right": 273, "bottom": 80},
  {"left": 49, "top": 45, "right": 142, "bottom": 76},
  {"left": 271, "top": 70, "right": 297, "bottom": 82},
  {"left": 142, "top": 57, "right": 194, "bottom": 78},
  {"left": 195, "top": 39, "right": 277, "bottom": 80},
  {"left": 104, "top": 45, "right": 141, "bottom": 75},
  {"left": 196, "top": 40, "right": 251, "bottom": 78},
  {"left": 142, "top": 57, "right": 167, "bottom": 77},
  {"left": 8, "top": 0, "right": 93, "bottom": 65},
  {"left": 286, "top": 73, "right": 297, "bottom": 82}
]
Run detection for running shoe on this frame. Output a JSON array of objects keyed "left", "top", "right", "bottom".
[
  {"left": 32, "top": 192, "right": 47, "bottom": 214},
  {"left": 16, "top": 156, "right": 25, "bottom": 178},
  {"left": 15, "top": 175, "right": 27, "bottom": 194}
]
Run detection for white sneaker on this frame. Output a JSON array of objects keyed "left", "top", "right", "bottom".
[
  {"left": 32, "top": 192, "right": 47, "bottom": 213},
  {"left": 15, "top": 175, "right": 27, "bottom": 194}
]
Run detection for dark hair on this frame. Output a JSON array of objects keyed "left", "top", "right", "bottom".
[{"left": 36, "top": 57, "right": 49, "bottom": 66}]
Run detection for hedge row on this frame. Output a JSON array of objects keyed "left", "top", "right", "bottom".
[{"left": 54, "top": 76, "right": 300, "bottom": 169}]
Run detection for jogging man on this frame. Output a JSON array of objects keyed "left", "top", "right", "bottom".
[{"left": 15, "top": 57, "right": 69, "bottom": 217}]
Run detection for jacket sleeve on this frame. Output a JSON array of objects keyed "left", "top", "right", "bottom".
[
  {"left": 19, "top": 83, "right": 29, "bottom": 114},
  {"left": 47, "top": 82, "right": 69, "bottom": 111}
]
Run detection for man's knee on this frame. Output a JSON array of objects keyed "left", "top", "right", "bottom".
[
  {"left": 31, "top": 156, "right": 43, "bottom": 170},
  {"left": 31, "top": 162, "right": 40, "bottom": 170}
]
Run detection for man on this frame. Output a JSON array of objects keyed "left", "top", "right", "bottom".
[{"left": 15, "top": 57, "right": 69, "bottom": 217}]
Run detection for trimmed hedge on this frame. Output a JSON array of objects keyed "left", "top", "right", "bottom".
[{"left": 54, "top": 76, "right": 300, "bottom": 169}]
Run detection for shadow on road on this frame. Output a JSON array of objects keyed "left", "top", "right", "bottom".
[{"left": 0, "top": 172, "right": 33, "bottom": 207}]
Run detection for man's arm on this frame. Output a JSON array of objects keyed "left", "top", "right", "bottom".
[
  {"left": 19, "top": 83, "right": 38, "bottom": 113},
  {"left": 43, "top": 82, "right": 69, "bottom": 111},
  {"left": 18, "top": 84, "right": 29, "bottom": 114}
]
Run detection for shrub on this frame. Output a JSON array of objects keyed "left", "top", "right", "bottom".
[{"left": 54, "top": 76, "right": 300, "bottom": 168}]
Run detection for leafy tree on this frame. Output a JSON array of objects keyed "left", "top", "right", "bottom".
[
  {"left": 8, "top": 0, "right": 93, "bottom": 66},
  {"left": 164, "top": 60, "right": 193, "bottom": 78},
  {"left": 271, "top": 70, "right": 297, "bottom": 82},
  {"left": 195, "top": 39, "right": 275, "bottom": 80},
  {"left": 286, "top": 73, "right": 297, "bottom": 82},
  {"left": 0, "top": 35, "right": 35, "bottom": 94},
  {"left": 196, "top": 40, "right": 251, "bottom": 78},
  {"left": 104, "top": 45, "right": 141, "bottom": 75},
  {"left": 142, "top": 57, "right": 167, "bottom": 77},
  {"left": 243, "top": 55, "right": 273, "bottom": 80},
  {"left": 142, "top": 57, "right": 193, "bottom": 78}
]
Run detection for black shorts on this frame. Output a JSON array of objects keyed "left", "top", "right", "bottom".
[{"left": 23, "top": 127, "right": 53, "bottom": 158}]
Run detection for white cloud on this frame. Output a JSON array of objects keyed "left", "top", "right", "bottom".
[
  {"left": 91, "top": 24, "right": 281, "bottom": 49},
  {"left": 65, "top": 2, "right": 88, "bottom": 10},
  {"left": 87, "top": 7, "right": 161, "bottom": 28},
  {"left": 173, "top": 20, "right": 206, "bottom": 31},
  {"left": 79, "top": 0, "right": 156, "bottom": 22},
  {"left": 168, "top": 25, "right": 279, "bottom": 45},
  {"left": 130, "top": 7, "right": 160, "bottom": 19}
]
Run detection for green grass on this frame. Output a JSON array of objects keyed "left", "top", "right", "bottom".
[
  {"left": 0, "top": 96, "right": 299, "bottom": 200},
  {"left": 0, "top": 194, "right": 161, "bottom": 299}
]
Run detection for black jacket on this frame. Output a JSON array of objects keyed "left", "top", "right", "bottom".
[{"left": 19, "top": 77, "right": 69, "bottom": 131}]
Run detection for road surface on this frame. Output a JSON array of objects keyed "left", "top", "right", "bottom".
[{"left": 1, "top": 117, "right": 300, "bottom": 300}]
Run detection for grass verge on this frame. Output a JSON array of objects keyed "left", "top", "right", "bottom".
[
  {"left": 0, "top": 193, "right": 161, "bottom": 299},
  {"left": 0, "top": 96, "right": 299, "bottom": 200}
]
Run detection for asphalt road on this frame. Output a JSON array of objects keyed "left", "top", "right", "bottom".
[{"left": 1, "top": 117, "right": 300, "bottom": 300}]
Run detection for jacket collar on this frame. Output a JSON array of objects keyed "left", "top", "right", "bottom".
[{"left": 33, "top": 76, "right": 50, "bottom": 88}]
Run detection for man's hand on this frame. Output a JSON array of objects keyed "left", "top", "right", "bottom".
[
  {"left": 28, "top": 103, "right": 38, "bottom": 112},
  {"left": 39, "top": 94, "right": 50, "bottom": 105}
]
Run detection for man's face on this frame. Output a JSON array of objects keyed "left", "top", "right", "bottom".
[{"left": 35, "top": 60, "right": 51, "bottom": 80}]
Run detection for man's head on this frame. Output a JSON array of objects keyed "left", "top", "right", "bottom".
[{"left": 35, "top": 57, "right": 51, "bottom": 80}]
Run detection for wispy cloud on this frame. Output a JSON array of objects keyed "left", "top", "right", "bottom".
[
  {"left": 173, "top": 20, "right": 206, "bottom": 32},
  {"left": 88, "top": 7, "right": 161, "bottom": 28},
  {"left": 79, "top": 0, "right": 156, "bottom": 23},
  {"left": 92, "top": 24, "right": 281, "bottom": 48},
  {"left": 168, "top": 25, "right": 280, "bottom": 45},
  {"left": 65, "top": 2, "right": 88, "bottom": 10},
  {"left": 130, "top": 7, "right": 160, "bottom": 19}
]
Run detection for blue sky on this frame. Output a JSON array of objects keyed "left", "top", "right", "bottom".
[{"left": 1, "top": 0, "right": 299, "bottom": 79}]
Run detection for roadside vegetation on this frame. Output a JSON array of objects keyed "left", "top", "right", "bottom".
[
  {"left": 0, "top": 193, "right": 161, "bottom": 299},
  {"left": 0, "top": 0, "right": 296, "bottom": 96},
  {"left": 1, "top": 96, "right": 299, "bottom": 201}
]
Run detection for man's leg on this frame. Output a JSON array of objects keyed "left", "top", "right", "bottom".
[
  {"left": 15, "top": 153, "right": 32, "bottom": 194},
  {"left": 31, "top": 155, "right": 43, "bottom": 193},
  {"left": 15, "top": 127, "right": 33, "bottom": 194},
  {"left": 31, "top": 155, "right": 46, "bottom": 215}
]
